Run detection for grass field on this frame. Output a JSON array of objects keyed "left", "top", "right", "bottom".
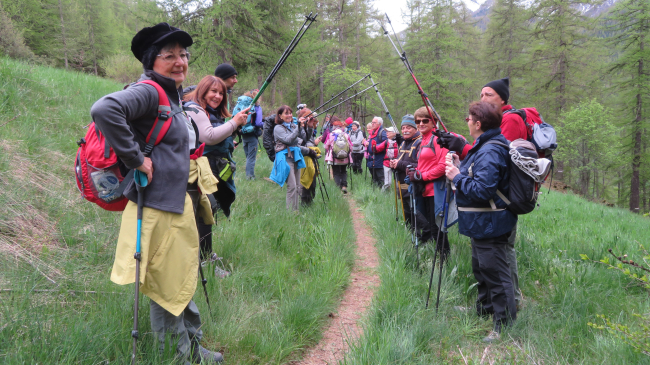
[
  {"left": 346, "top": 167, "right": 650, "bottom": 364},
  {"left": 2, "top": 57, "right": 650, "bottom": 364},
  {"left": 0, "top": 57, "right": 355, "bottom": 364}
]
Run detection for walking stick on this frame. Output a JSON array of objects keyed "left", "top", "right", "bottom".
[
  {"left": 368, "top": 75, "right": 398, "bottom": 131},
  {"left": 382, "top": 15, "right": 448, "bottom": 133},
  {"left": 434, "top": 177, "right": 454, "bottom": 311},
  {"left": 198, "top": 257, "right": 211, "bottom": 313},
  {"left": 348, "top": 163, "right": 353, "bottom": 190},
  {"left": 314, "top": 157, "right": 329, "bottom": 201},
  {"left": 313, "top": 156, "right": 327, "bottom": 204},
  {"left": 312, "top": 84, "right": 380, "bottom": 119},
  {"left": 393, "top": 170, "right": 399, "bottom": 221},
  {"left": 131, "top": 170, "right": 148, "bottom": 365},
  {"left": 425, "top": 199, "right": 442, "bottom": 310},
  {"left": 307, "top": 74, "right": 371, "bottom": 117}
]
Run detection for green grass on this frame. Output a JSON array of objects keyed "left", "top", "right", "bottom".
[
  {"left": 4, "top": 56, "right": 650, "bottom": 364},
  {"left": 0, "top": 57, "right": 355, "bottom": 364},
  {"left": 346, "top": 175, "right": 650, "bottom": 364}
]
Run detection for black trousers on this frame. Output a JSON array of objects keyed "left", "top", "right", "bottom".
[
  {"left": 351, "top": 153, "right": 364, "bottom": 173},
  {"left": 369, "top": 167, "right": 384, "bottom": 188},
  {"left": 401, "top": 192, "right": 432, "bottom": 243},
  {"left": 301, "top": 178, "right": 317, "bottom": 205},
  {"left": 331, "top": 165, "right": 348, "bottom": 188},
  {"left": 421, "top": 196, "right": 450, "bottom": 259},
  {"left": 472, "top": 233, "right": 517, "bottom": 331},
  {"left": 197, "top": 216, "right": 212, "bottom": 261}
]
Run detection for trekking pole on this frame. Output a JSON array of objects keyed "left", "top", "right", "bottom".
[
  {"left": 312, "top": 84, "right": 379, "bottom": 119},
  {"left": 245, "top": 12, "right": 317, "bottom": 122},
  {"left": 198, "top": 257, "right": 212, "bottom": 313},
  {"left": 412, "top": 184, "right": 419, "bottom": 269},
  {"left": 348, "top": 163, "right": 353, "bottom": 190},
  {"left": 314, "top": 158, "right": 329, "bottom": 201},
  {"left": 425, "top": 212, "right": 441, "bottom": 310},
  {"left": 434, "top": 176, "right": 453, "bottom": 312},
  {"left": 393, "top": 170, "right": 399, "bottom": 221},
  {"left": 368, "top": 75, "right": 398, "bottom": 131},
  {"left": 381, "top": 15, "right": 448, "bottom": 133},
  {"left": 307, "top": 74, "right": 371, "bottom": 117},
  {"left": 313, "top": 156, "right": 327, "bottom": 204},
  {"left": 131, "top": 170, "right": 148, "bottom": 365}
]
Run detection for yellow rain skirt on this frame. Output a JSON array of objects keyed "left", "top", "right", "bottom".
[
  {"left": 300, "top": 147, "right": 321, "bottom": 189},
  {"left": 110, "top": 156, "right": 219, "bottom": 316}
]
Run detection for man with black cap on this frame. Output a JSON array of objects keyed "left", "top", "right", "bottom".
[
  {"left": 214, "top": 63, "right": 238, "bottom": 113},
  {"left": 437, "top": 77, "right": 527, "bottom": 310}
]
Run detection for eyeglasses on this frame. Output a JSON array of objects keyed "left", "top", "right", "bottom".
[
  {"left": 156, "top": 52, "right": 191, "bottom": 63},
  {"left": 414, "top": 118, "right": 432, "bottom": 125}
]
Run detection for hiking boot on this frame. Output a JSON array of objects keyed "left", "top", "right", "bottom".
[
  {"left": 191, "top": 345, "right": 224, "bottom": 364},
  {"left": 482, "top": 330, "right": 500, "bottom": 343},
  {"left": 341, "top": 186, "right": 348, "bottom": 194}
]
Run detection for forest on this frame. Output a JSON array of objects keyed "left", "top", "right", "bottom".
[{"left": 1, "top": 0, "right": 648, "bottom": 213}]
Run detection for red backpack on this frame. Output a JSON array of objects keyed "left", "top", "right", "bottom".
[{"left": 74, "top": 80, "right": 173, "bottom": 211}]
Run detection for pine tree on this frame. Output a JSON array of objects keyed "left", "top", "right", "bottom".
[{"left": 605, "top": 0, "right": 650, "bottom": 212}]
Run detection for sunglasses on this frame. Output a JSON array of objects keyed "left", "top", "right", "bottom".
[{"left": 414, "top": 118, "right": 432, "bottom": 125}]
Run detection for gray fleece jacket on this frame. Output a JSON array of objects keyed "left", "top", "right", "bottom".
[{"left": 90, "top": 71, "right": 190, "bottom": 214}]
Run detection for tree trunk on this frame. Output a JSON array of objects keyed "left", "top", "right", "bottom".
[
  {"left": 57, "top": 0, "right": 68, "bottom": 69},
  {"left": 297, "top": 80, "right": 301, "bottom": 105},
  {"left": 85, "top": 0, "right": 98, "bottom": 75},
  {"left": 630, "top": 40, "right": 644, "bottom": 213}
]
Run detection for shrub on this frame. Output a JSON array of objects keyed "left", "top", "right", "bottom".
[
  {"left": 0, "top": 4, "right": 35, "bottom": 60},
  {"left": 100, "top": 53, "right": 143, "bottom": 84}
]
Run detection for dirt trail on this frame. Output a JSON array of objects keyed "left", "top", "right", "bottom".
[{"left": 296, "top": 197, "right": 380, "bottom": 365}]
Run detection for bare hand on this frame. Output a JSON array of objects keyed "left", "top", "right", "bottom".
[
  {"left": 445, "top": 153, "right": 460, "bottom": 167},
  {"left": 445, "top": 158, "right": 459, "bottom": 181},
  {"left": 363, "top": 140, "right": 368, "bottom": 147},
  {"left": 389, "top": 159, "right": 397, "bottom": 169},
  {"left": 314, "top": 136, "right": 322, "bottom": 145},
  {"left": 232, "top": 106, "right": 251, "bottom": 127},
  {"left": 136, "top": 157, "right": 153, "bottom": 183}
]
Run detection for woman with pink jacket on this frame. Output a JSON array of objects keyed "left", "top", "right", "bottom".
[{"left": 324, "top": 117, "right": 353, "bottom": 193}]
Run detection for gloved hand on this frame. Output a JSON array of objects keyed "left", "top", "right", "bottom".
[
  {"left": 407, "top": 169, "right": 422, "bottom": 182},
  {"left": 307, "top": 148, "right": 318, "bottom": 158},
  {"left": 436, "top": 130, "right": 467, "bottom": 154},
  {"left": 371, "top": 140, "right": 377, "bottom": 152}
]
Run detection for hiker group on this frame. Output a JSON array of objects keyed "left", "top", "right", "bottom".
[{"left": 77, "top": 18, "right": 555, "bottom": 364}]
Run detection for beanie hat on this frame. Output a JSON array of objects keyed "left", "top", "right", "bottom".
[
  {"left": 214, "top": 63, "right": 238, "bottom": 80},
  {"left": 401, "top": 114, "right": 416, "bottom": 128},
  {"left": 483, "top": 77, "right": 510, "bottom": 104},
  {"left": 131, "top": 23, "right": 193, "bottom": 65},
  {"left": 345, "top": 117, "right": 353, "bottom": 125}
]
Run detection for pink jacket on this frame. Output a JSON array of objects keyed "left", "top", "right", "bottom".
[{"left": 324, "top": 129, "right": 352, "bottom": 165}]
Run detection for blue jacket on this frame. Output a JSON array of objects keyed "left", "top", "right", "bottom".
[
  {"left": 269, "top": 147, "right": 306, "bottom": 187},
  {"left": 366, "top": 126, "right": 387, "bottom": 169},
  {"left": 452, "top": 128, "right": 517, "bottom": 239}
]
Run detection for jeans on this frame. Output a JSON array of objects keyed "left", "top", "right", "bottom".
[{"left": 242, "top": 135, "right": 258, "bottom": 178}]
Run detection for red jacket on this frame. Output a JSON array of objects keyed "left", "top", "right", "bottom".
[
  {"left": 417, "top": 131, "right": 448, "bottom": 197},
  {"left": 459, "top": 104, "right": 528, "bottom": 160},
  {"left": 376, "top": 138, "right": 399, "bottom": 167}
]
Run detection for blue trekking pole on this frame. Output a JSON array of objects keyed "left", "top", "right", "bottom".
[{"left": 131, "top": 170, "right": 148, "bottom": 365}]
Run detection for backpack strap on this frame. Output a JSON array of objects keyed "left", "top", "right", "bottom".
[
  {"left": 138, "top": 80, "right": 173, "bottom": 157},
  {"left": 483, "top": 140, "right": 511, "bottom": 207}
]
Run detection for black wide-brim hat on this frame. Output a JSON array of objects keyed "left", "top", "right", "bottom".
[{"left": 131, "top": 22, "right": 193, "bottom": 62}]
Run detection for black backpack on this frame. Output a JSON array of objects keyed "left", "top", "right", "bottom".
[
  {"left": 262, "top": 114, "right": 277, "bottom": 162},
  {"left": 485, "top": 140, "right": 551, "bottom": 215}
]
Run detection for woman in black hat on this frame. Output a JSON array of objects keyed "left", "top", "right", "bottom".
[{"left": 91, "top": 23, "right": 246, "bottom": 364}]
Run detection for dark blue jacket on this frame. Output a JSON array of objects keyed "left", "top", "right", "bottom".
[
  {"left": 452, "top": 128, "right": 517, "bottom": 239},
  {"left": 366, "top": 126, "right": 387, "bottom": 169}
]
